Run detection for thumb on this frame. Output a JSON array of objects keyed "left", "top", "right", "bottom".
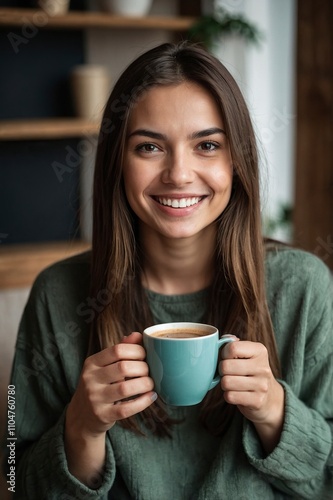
[{"left": 121, "top": 331, "right": 143, "bottom": 345}]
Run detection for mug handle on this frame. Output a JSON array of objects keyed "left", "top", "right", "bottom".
[{"left": 208, "top": 336, "right": 236, "bottom": 391}]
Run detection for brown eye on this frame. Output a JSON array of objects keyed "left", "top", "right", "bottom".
[
  {"left": 136, "top": 143, "right": 159, "bottom": 153},
  {"left": 198, "top": 141, "right": 219, "bottom": 151}
]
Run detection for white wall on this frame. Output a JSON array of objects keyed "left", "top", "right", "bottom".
[{"left": 214, "top": 0, "right": 296, "bottom": 238}]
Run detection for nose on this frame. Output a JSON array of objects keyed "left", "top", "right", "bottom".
[{"left": 161, "top": 148, "right": 195, "bottom": 186}]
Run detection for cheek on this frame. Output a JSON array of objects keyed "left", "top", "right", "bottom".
[
  {"left": 123, "top": 161, "right": 140, "bottom": 193},
  {"left": 122, "top": 166, "right": 150, "bottom": 212},
  {"left": 211, "top": 168, "right": 233, "bottom": 193}
]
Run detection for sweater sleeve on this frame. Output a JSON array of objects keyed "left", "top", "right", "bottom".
[
  {"left": 3, "top": 268, "right": 117, "bottom": 499},
  {"left": 243, "top": 253, "right": 333, "bottom": 499},
  {"left": 15, "top": 406, "right": 115, "bottom": 500}
]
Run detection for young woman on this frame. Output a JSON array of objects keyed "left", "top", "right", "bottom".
[{"left": 6, "top": 42, "right": 332, "bottom": 499}]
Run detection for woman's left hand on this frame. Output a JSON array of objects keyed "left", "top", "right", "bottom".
[{"left": 220, "top": 340, "right": 285, "bottom": 454}]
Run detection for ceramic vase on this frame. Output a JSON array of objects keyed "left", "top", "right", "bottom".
[{"left": 99, "top": 0, "right": 153, "bottom": 16}]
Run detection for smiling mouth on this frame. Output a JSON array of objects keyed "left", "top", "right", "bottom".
[{"left": 155, "top": 196, "right": 204, "bottom": 208}]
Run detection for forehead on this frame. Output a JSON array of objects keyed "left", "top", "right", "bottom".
[{"left": 127, "top": 82, "right": 224, "bottom": 130}]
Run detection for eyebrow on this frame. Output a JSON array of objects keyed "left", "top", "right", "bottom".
[{"left": 127, "top": 127, "right": 226, "bottom": 141}]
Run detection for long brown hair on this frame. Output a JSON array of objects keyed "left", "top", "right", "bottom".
[{"left": 90, "top": 41, "right": 281, "bottom": 436}]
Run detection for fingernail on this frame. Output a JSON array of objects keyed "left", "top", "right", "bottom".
[
  {"left": 151, "top": 392, "right": 158, "bottom": 402},
  {"left": 221, "top": 334, "right": 239, "bottom": 340},
  {"left": 218, "top": 362, "right": 223, "bottom": 377}
]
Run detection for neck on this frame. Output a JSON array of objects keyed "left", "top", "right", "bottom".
[{"left": 139, "top": 224, "right": 217, "bottom": 295}]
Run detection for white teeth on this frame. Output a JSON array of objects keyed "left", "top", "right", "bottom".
[{"left": 157, "top": 197, "right": 202, "bottom": 208}]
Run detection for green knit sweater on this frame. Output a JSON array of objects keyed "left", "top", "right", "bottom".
[{"left": 4, "top": 248, "right": 333, "bottom": 499}]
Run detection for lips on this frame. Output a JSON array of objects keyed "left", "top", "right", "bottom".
[{"left": 155, "top": 196, "right": 204, "bottom": 208}]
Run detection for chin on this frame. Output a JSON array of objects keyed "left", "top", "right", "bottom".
[{"left": 160, "top": 229, "right": 202, "bottom": 240}]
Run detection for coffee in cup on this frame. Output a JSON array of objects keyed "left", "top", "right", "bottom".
[{"left": 150, "top": 328, "right": 209, "bottom": 339}]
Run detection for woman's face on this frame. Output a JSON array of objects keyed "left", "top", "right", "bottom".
[{"left": 123, "top": 82, "right": 233, "bottom": 241}]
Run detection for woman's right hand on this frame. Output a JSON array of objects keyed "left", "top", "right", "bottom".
[
  {"left": 67, "top": 331, "right": 155, "bottom": 437},
  {"left": 64, "top": 332, "right": 156, "bottom": 488}
]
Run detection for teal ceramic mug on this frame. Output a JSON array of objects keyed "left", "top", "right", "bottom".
[{"left": 143, "top": 322, "right": 235, "bottom": 406}]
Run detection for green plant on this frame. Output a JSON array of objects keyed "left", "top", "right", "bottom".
[
  {"left": 263, "top": 202, "right": 293, "bottom": 240},
  {"left": 187, "top": 7, "right": 262, "bottom": 51}
]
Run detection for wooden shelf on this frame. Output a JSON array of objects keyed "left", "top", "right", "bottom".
[
  {"left": 0, "top": 8, "right": 196, "bottom": 142},
  {"left": 0, "top": 241, "right": 91, "bottom": 289},
  {"left": 0, "top": 8, "right": 196, "bottom": 31},
  {"left": 0, "top": 118, "right": 100, "bottom": 141}
]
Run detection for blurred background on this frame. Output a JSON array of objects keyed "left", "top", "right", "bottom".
[{"left": 0, "top": 0, "right": 332, "bottom": 497}]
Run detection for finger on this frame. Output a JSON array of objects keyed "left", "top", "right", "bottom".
[
  {"left": 220, "top": 356, "right": 272, "bottom": 381},
  {"left": 121, "top": 332, "right": 143, "bottom": 345},
  {"left": 110, "top": 391, "right": 158, "bottom": 422},
  {"left": 221, "top": 375, "right": 266, "bottom": 393},
  {"left": 220, "top": 340, "right": 267, "bottom": 360},
  {"left": 219, "top": 358, "right": 259, "bottom": 377},
  {"left": 223, "top": 390, "right": 265, "bottom": 410},
  {"left": 105, "top": 376, "right": 155, "bottom": 403},
  {"left": 90, "top": 342, "right": 147, "bottom": 368},
  {"left": 99, "top": 360, "right": 149, "bottom": 384}
]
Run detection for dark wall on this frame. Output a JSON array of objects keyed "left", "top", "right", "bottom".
[
  {"left": 0, "top": 140, "right": 80, "bottom": 244},
  {"left": 0, "top": 5, "right": 85, "bottom": 244},
  {"left": 0, "top": 30, "right": 83, "bottom": 119}
]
